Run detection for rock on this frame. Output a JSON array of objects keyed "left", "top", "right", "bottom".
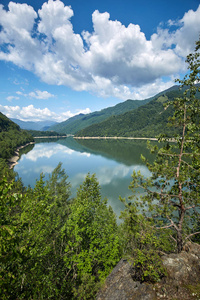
[
  {"left": 97, "top": 242, "right": 200, "bottom": 300},
  {"left": 162, "top": 242, "right": 200, "bottom": 285},
  {"left": 96, "top": 259, "right": 156, "bottom": 300}
]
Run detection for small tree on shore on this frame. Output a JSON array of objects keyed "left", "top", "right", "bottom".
[{"left": 128, "top": 39, "right": 200, "bottom": 253}]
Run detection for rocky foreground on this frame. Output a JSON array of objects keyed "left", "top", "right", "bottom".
[{"left": 97, "top": 242, "right": 200, "bottom": 300}]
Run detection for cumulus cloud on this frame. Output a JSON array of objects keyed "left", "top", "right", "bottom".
[
  {"left": 15, "top": 89, "right": 55, "bottom": 99},
  {"left": 6, "top": 95, "right": 19, "bottom": 102},
  {"left": 28, "top": 90, "right": 55, "bottom": 99},
  {"left": 0, "top": 104, "right": 91, "bottom": 122},
  {"left": 0, "top": 1, "right": 199, "bottom": 100}
]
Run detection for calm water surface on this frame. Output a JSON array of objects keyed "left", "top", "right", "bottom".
[{"left": 14, "top": 138, "right": 155, "bottom": 216}]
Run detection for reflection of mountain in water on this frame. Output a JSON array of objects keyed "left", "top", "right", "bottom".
[
  {"left": 19, "top": 143, "right": 35, "bottom": 157},
  {"left": 58, "top": 137, "right": 156, "bottom": 166},
  {"left": 75, "top": 139, "right": 156, "bottom": 166},
  {"left": 34, "top": 137, "right": 157, "bottom": 166}
]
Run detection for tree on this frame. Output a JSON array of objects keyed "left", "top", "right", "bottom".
[
  {"left": 63, "top": 173, "right": 121, "bottom": 299},
  {"left": 19, "top": 167, "right": 72, "bottom": 299},
  {"left": 119, "top": 198, "right": 173, "bottom": 283},
  {"left": 0, "top": 177, "right": 25, "bottom": 299},
  {"left": 128, "top": 39, "right": 200, "bottom": 253}
]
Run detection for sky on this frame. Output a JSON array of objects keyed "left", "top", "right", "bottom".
[{"left": 0, "top": 0, "right": 200, "bottom": 122}]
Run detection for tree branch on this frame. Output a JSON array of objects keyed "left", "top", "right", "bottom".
[{"left": 185, "top": 231, "right": 200, "bottom": 240}]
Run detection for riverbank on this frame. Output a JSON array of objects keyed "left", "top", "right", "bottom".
[
  {"left": 34, "top": 135, "right": 70, "bottom": 138},
  {"left": 8, "top": 142, "right": 35, "bottom": 169},
  {"left": 74, "top": 136, "right": 159, "bottom": 141}
]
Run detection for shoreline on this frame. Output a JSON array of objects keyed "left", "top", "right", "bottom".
[
  {"left": 8, "top": 142, "right": 35, "bottom": 169},
  {"left": 74, "top": 136, "right": 159, "bottom": 141},
  {"left": 34, "top": 135, "right": 70, "bottom": 138}
]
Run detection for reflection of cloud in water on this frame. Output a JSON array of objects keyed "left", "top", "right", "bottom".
[
  {"left": 97, "top": 164, "right": 151, "bottom": 186},
  {"left": 70, "top": 173, "right": 87, "bottom": 190},
  {"left": 15, "top": 163, "right": 54, "bottom": 176},
  {"left": 97, "top": 164, "right": 132, "bottom": 185},
  {"left": 34, "top": 165, "right": 55, "bottom": 174},
  {"left": 77, "top": 152, "right": 91, "bottom": 157},
  {"left": 70, "top": 163, "right": 151, "bottom": 198},
  {"left": 22, "top": 144, "right": 74, "bottom": 162}
]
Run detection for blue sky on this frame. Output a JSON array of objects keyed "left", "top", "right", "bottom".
[{"left": 0, "top": 0, "right": 200, "bottom": 122}]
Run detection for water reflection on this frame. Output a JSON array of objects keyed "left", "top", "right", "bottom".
[{"left": 15, "top": 137, "right": 155, "bottom": 216}]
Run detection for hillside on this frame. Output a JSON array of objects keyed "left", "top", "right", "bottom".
[
  {"left": 75, "top": 88, "right": 189, "bottom": 138},
  {"left": 0, "top": 112, "right": 34, "bottom": 160},
  {"left": 49, "top": 97, "right": 154, "bottom": 134}
]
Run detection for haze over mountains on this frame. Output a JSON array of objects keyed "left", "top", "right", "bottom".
[{"left": 11, "top": 119, "right": 58, "bottom": 131}]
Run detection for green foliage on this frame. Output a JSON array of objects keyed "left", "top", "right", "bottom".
[
  {"left": 0, "top": 168, "right": 121, "bottom": 299},
  {"left": 50, "top": 98, "right": 153, "bottom": 134},
  {"left": 27, "top": 129, "right": 67, "bottom": 137},
  {"left": 64, "top": 173, "right": 121, "bottom": 299},
  {"left": 75, "top": 87, "right": 188, "bottom": 138},
  {"left": 126, "top": 39, "right": 200, "bottom": 253},
  {"left": 0, "top": 177, "right": 24, "bottom": 299},
  {"left": 119, "top": 199, "right": 173, "bottom": 283},
  {"left": 0, "top": 112, "right": 34, "bottom": 161},
  {"left": 19, "top": 166, "right": 72, "bottom": 299}
]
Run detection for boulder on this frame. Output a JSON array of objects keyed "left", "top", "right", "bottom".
[{"left": 97, "top": 242, "right": 200, "bottom": 300}]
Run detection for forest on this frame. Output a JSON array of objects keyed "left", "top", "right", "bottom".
[
  {"left": 0, "top": 112, "right": 34, "bottom": 161},
  {"left": 0, "top": 41, "right": 200, "bottom": 299},
  {"left": 75, "top": 88, "right": 200, "bottom": 138}
]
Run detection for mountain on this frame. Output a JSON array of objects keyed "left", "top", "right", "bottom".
[
  {"left": 1, "top": 112, "right": 21, "bottom": 132},
  {"left": 0, "top": 112, "right": 34, "bottom": 161},
  {"left": 50, "top": 86, "right": 183, "bottom": 135},
  {"left": 49, "top": 98, "right": 154, "bottom": 134},
  {"left": 75, "top": 87, "right": 186, "bottom": 138},
  {"left": 11, "top": 119, "right": 58, "bottom": 131}
]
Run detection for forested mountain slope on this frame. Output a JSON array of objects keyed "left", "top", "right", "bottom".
[
  {"left": 75, "top": 89, "right": 188, "bottom": 138},
  {"left": 0, "top": 112, "right": 34, "bottom": 160},
  {"left": 49, "top": 97, "right": 155, "bottom": 134}
]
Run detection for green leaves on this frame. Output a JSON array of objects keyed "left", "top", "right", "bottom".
[
  {"left": 64, "top": 174, "right": 121, "bottom": 298},
  {"left": 124, "top": 38, "right": 200, "bottom": 254}
]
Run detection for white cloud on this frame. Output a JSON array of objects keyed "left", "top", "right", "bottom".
[
  {"left": 28, "top": 90, "right": 55, "bottom": 99},
  {"left": 0, "top": 1, "right": 199, "bottom": 100},
  {"left": 15, "top": 89, "right": 55, "bottom": 99},
  {"left": 16, "top": 91, "right": 23, "bottom": 95},
  {"left": 6, "top": 95, "right": 19, "bottom": 102},
  {"left": 0, "top": 104, "right": 91, "bottom": 122}
]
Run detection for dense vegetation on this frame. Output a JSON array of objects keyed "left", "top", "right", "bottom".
[
  {"left": 0, "top": 41, "right": 199, "bottom": 299},
  {"left": 27, "top": 129, "right": 67, "bottom": 137},
  {"left": 49, "top": 96, "right": 155, "bottom": 134},
  {"left": 0, "top": 113, "right": 34, "bottom": 161},
  {"left": 75, "top": 88, "right": 200, "bottom": 137}
]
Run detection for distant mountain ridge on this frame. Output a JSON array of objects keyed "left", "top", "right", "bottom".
[
  {"left": 75, "top": 86, "right": 191, "bottom": 138},
  {"left": 50, "top": 85, "right": 180, "bottom": 135},
  {"left": 49, "top": 97, "right": 156, "bottom": 134},
  {"left": 11, "top": 119, "right": 58, "bottom": 131}
]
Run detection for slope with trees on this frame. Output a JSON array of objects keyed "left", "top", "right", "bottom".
[
  {"left": 75, "top": 87, "right": 199, "bottom": 138},
  {"left": 0, "top": 112, "right": 34, "bottom": 161},
  {"left": 49, "top": 96, "right": 156, "bottom": 134}
]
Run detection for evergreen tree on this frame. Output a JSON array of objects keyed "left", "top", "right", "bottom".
[
  {"left": 64, "top": 173, "right": 121, "bottom": 299},
  {"left": 128, "top": 39, "right": 200, "bottom": 253}
]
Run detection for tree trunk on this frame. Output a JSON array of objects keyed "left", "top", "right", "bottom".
[{"left": 177, "top": 230, "right": 183, "bottom": 253}]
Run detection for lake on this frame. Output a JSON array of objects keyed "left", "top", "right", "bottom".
[{"left": 14, "top": 137, "right": 155, "bottom": 217}]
